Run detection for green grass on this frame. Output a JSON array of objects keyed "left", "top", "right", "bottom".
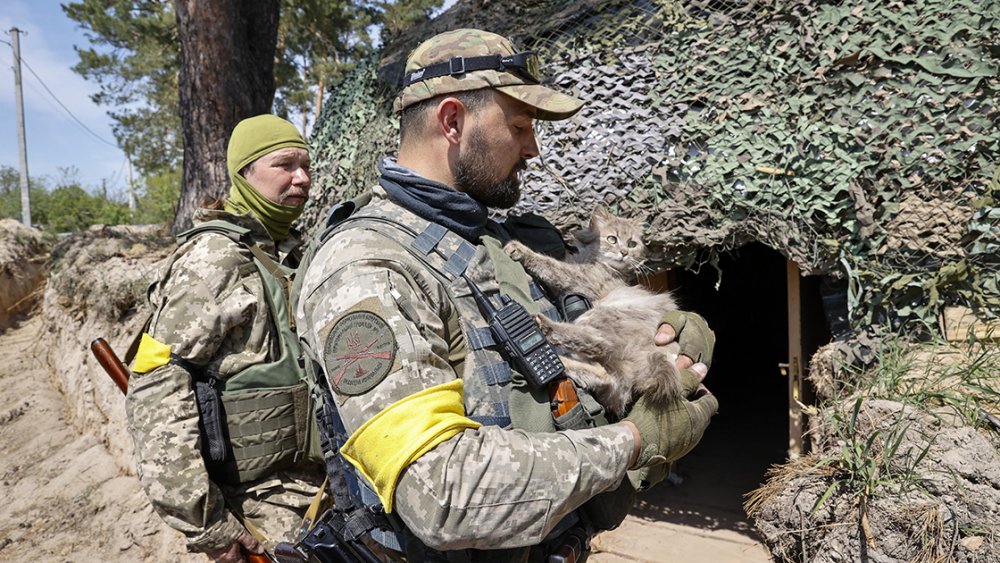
[
  {"left": 840, "top": 333, "right": 1000, "bottom": 430},
  {"left": 810, "top": 397, "right": 933, "bottom": 516}
]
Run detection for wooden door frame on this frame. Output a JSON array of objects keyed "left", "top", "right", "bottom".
[{"left": 786, "top": 260, "right": 805, "bottom": 457}]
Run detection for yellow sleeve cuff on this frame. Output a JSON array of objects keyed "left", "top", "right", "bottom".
[
  {"left": 132, "top": 333, "right": 172, "bottom": 373},
  {"left": 340, "top": 379, "right": 481, "bottom": 512}
]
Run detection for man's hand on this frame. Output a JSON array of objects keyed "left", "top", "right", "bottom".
[
  {"left": 655, "top": 311, "right": 715, "bottom": 369},
  {"left": 206, "top": 530, "right": 263, "bottom": 563},
  {"left": 623, "top": 367, "right": 718, "bottom": 469}
]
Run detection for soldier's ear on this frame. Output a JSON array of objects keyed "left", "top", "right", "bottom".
[{"left": 436, "top": 97, "right": 464, "bottom": 146}]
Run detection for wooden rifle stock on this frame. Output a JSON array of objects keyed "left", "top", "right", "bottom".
[
  {"left": 90, "top": 337, "right": 130, "bottom": 394},
  {"left": 88, "top": 337, "right": 273, "bottom": 563},
  {"left": 549, "top": 377, "right": 580, "bottom": 418}
]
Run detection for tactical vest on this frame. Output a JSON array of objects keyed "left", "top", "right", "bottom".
[
  {"left": 151, "top": 219, "right": 324, "bottom": 484},
  {"left": 298, "top": 195, "right": 636, "bottom": 559}
]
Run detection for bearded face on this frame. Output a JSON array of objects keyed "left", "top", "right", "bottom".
[{"left": 454, "top": 125, "right": 526, "bottom": 209}]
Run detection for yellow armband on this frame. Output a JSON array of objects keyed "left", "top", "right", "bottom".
[
  {"left": 340, "top": 379, "right": 481, "bottom": 512},
  {"left": 132, "top": 333, "right": 172, "bottom": 373}
]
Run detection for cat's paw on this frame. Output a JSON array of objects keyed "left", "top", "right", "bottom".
[
  {"left": 504, "top": 240, "right": 530, "bottom": 262},
  {"left": 533, "top": 313, "right": 555, "bottom": 335}
]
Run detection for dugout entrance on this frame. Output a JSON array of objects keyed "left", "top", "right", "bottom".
[{"left": 634, "top": 242, "right": 830, "bottom": 539}]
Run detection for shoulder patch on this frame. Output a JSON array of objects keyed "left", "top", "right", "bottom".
[{"left": 323, "top": 298, "right": 399, "bottom": 396}]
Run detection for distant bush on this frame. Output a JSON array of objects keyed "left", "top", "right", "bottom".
[{"left": 0, "top": 164, "right": 179, "bottom": 232}]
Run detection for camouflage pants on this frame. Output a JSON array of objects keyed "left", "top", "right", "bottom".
[{"left": 224, "top": 467, "right": 328, "bottom": 552}]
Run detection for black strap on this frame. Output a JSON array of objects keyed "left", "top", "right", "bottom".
[
  {"left": 169, "top": 353, "right": 205, "bottom": 377},
  {"left": 469, "top": 414, "right": 512, "bottom": 427},
  {"left": 465, "top": 326, "right": 496, "bottom": 350},
  {"left": 529, "top": 282, "right": 546, "bottom": 301},
  {"left": 341, "top": 507, "right": 394, "bottom": 542},
  {"left": 123, "top": 313, "right": 153, "bottom": 366},
  {"left": 403, "top": 51, "right": 538, "bottom": 88},
  {"left": 476, "top": 361, "right": 513, "bottom": 386},
  {"left": 403, "top": 54, "right": 537, "bottom": 87},
  {"left": 412, "top": 222, "right": 447, "bottom": 255},
  {"left": 443, "top": 240, "right": 477, "bottom": 277}
]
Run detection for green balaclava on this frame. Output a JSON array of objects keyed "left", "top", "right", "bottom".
[{"left": 224, "top": 114, "right": 308, "bottom": 241}]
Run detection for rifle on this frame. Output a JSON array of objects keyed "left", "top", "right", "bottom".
[
  {"left": 548, "top": 525, "right": 589, "bottom": 563},
  {"left": 90, "top": 337, "right": 130, "bottom": 394},
  {"left": 89, "top": 337, "right": 274, "bottom": 563},
  {"left": 273, "top": 509, "right": 382, "bottom": 563}
]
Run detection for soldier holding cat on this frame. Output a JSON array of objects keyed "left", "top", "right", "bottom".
[{"left": 295, "top": 28, "right": 718, "bottom": 562}]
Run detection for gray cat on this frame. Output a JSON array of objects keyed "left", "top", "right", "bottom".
[{"left": 504, "top": 206, "right": 682, "bottom": 417}]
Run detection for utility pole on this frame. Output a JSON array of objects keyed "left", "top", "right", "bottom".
[
  {"left": 127, "top": 155, "right": 136, "bottom": 211},
  {"left": 10, "top": 27, "right": 31, "bottom": 227}
]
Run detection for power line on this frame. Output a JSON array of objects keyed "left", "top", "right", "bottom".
[
  {"left": 21, "top": 71, "right": 76, "bottom": 126},
  {"left": 2, "top": 35, "right": 120, "bottom": 149},
  {"left": 19, "top": 57, "right": 119, "bottom": 148}
]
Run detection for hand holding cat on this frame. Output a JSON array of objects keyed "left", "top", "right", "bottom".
[
  {"left": 623, "top": 368, "right": 719, "bottom": 470},
  {"left": 656, "top": 311, "right": 715, "bottom": 369}
]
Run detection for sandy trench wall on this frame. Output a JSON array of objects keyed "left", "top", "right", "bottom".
[
  {"left": 40, "top": 225, "right": 174, "bottom": 472},
  {"left": 0, "top": 219, "right": 51, "bottom": 328}
]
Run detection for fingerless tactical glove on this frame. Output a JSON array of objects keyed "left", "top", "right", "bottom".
[
  {"left": 659, "top": 311, "right": 715, "bottom": 368},
  {"left": 625, "top": 370, "right": 719, "bottom": 469}
]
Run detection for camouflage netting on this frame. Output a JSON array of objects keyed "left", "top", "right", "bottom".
[{"left": 305, "top": 0, "right": 999, "bottom": 335}]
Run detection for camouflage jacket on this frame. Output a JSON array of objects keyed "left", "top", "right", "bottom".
[
  {"left": 295, "top": 185, "right": 635, "bottom": 552},
  {"left": 125, "top": 208, "right": 316, "bottom": 552}
]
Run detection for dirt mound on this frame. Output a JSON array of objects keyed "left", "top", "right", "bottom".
[
  {"left": 0, "top": 219, "right": 50, "bottom": 328},
  {"left": 0, "top": 315, "right": 202, "bottom": 561},
  {"left": 747, "top": 390, "right": 1000, "bottom": 562}
]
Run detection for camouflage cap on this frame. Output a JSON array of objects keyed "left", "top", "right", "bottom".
[{"left": 395, "top": 28, "right": 584, "bottom": 121}]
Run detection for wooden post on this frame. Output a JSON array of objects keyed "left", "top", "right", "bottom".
[
  {"left": 10, "top": 27, "right": 31, "bottom": 227},
  {"left": 786, "top": 260, "right": 804, "bottom": 457}
]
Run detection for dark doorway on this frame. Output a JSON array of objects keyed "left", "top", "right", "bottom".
[{"left": 630, "top": 242, "right": 828, "bottom": 542}]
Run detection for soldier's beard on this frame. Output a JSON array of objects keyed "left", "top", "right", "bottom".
[{"left": 454, "top": 128, "right": 525, "bottom": 209}]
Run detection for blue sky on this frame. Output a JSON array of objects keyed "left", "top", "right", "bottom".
[{"left": 1, "top": 1, "right": 128, "bottom": 195}]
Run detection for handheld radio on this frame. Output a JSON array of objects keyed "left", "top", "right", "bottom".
[{"left": 464, "top": 276, "right": 565, "bottom": 389}]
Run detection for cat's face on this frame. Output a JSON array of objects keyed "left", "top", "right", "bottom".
[{"left": 586, "top": 206, "right": 649, "bottom": 273}]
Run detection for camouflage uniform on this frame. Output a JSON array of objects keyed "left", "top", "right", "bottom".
[
  {"left": 295, "top": 186, "right": 636, "bottom": 554},
  {"left": 126, "top": 208, "right": 323, "bottom": 553}
]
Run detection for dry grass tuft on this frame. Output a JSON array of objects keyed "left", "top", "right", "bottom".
[{"left": 744, "top": 454, "right": 835, "bottom": 519}]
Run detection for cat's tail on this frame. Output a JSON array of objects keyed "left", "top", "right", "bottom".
[{"left": 638, "top": 350, "right": 684, "bottom": 403}]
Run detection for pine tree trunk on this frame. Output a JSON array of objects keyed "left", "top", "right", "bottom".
[{"left": 172, "top": 0, "right": 280, "bottom": 233}]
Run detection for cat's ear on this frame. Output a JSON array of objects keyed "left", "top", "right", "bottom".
[{"left": 591, "top": 204, "right": 611, "bottom": 228}]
